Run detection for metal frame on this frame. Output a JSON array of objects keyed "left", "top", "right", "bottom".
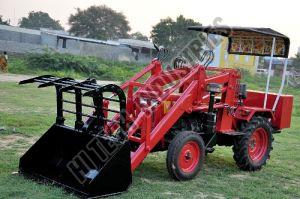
[
  {"left": 263, "top": 37, "right": 289, "bottom": 111},
  {"left": 264, "top": 37, "right": 276, "bottom": 108},
  {"left": 273, "top": 58, "right": 288, "bottom": 111},
  {"left": 196, "top": 27, "right": 290, "bottom": 112},
  {"left": 19, "top": 76, "right": 127, "bottom": 133}
]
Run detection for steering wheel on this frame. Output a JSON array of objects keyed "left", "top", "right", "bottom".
[
  {"left": 199, "top": 50, "right": 214, "bottom": 68},
  {"left": 173, "top": 57, "right": 188, "bottom": 69},
  {"left": 153, "top": 43, "right": 169, "bottom": 61}
]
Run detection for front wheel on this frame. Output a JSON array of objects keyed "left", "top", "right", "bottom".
[
  {"left": 233, "top": 117, "right": 273, "bottom": 171},
  {"left": 166, "top": 131, "right": 205, "bottom": 180}
]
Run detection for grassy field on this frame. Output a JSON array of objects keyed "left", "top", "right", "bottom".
[{"left": 0, "top": 73, "right": 299, "bottom": 199}]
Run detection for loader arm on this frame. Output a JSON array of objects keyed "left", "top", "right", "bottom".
[
  {"left": 131, "top": 81, "right": 198, "bottom": 170},
  {"left": 108, "top": 60, "right": 202, "bottom": 170}
]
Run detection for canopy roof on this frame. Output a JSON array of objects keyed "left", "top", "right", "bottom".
[{"left": 188, "top": 26, "right": 290, "bottom": 58}]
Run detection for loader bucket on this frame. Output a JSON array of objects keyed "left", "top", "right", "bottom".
[
  {"left": 18, "top": 76, "right": 131, "bottom": 197},
  {"left": 19, "top": 124, "right": 132, "bottom": 197}
]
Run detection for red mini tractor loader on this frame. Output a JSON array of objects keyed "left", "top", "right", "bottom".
[{"left": 18, "top": 26, "right": 293, "bottom": 197}]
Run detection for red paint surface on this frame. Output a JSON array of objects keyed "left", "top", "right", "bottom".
[
  {"left": 179, "top": 141, "right": 200, "bottom": 173},
  {"left": 248, "top": 127, "right": 269, "bottom": 162},
  {"left": 103, "top": 60, "right": 293, "bottom": 171}
]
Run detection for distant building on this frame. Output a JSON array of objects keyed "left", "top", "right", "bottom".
[
  {"left": 117, "top": 39, "right": 156, "bottom": 61},
  {"left": 0, "top": 24, "right": 155, "bottom": 63},
  {"left": 298, "top": 47, "right": 300, "bottom": 54},
  {"left": 209, "top": 35, "right": 259, "bottom": 73}
]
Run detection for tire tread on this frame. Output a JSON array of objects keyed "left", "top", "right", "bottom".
[{"left": 233, "top": 116, "right": 273, "bottom": 171}]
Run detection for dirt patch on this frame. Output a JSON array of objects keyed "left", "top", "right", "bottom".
[
  {"left": 211, "top": 193, "right": 226, "bottom": 199},
  {"left": 287, "top": 179, "right": 300, "bottom": 188},
  {"left": 140, "top": 177, "right": 152, "bottom": 184},
  {"left": 0, "top": 73, "right": 34, "bottom": 82},
  {"left": 230, "top": 173, "right": 252, "bottom": 180},
  {"left": 0, "top": 134, "right": 37, "bottom": 154},
  {"left": 193, "top": 192, "right": 209, "bottom": 198},
  {"left": 192, "top": 192, "right": 225, "bottom": 199},
  {"left": 139, "top": 177, "right": 174, "bottom": 186},
  {"left": 161, "top": 191, "right": 181, "bottom": 197},
  {"left": 0, "top": 105, "right": 26, "bottom": 114},
  {"left": 0, "top": 135, "right": 20, "bottom": 148}
]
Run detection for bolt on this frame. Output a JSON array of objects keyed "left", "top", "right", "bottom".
[{"left": 185, "top": 151, "right": 192, "bottom": 160}]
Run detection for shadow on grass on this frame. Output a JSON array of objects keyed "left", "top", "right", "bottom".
[{"left": 133, "top": 149, "right": 239, "bottom": 183}]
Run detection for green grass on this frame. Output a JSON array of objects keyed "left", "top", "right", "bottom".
[{"left": 0, "top": 73, "right": 300, "bottom": 198}]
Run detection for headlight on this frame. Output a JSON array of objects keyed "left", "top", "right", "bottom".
[
  {"left": 139, "top": 97, "right": 147, "bottom": 106},
  {"left": 150, "top": 99, "right": 158, "bottom": 107}
]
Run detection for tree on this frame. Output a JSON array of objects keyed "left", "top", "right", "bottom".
[
  {"left": 0, "top": 15, "right": 10, "bottom": 25},
  {"left": 151, "top": 15, "right": 203, "bottom": 60},
  {"left": 68, "top": 5, "right": 131, "bottom": 40},
  {"left": 292, "top": 53, "right": 300, "bottom": 68},
  {"left": 19, "top": 11, "right": 63, "bottom": 30},
  {"left": 130, "top": 32, "right": 148, "bottom": 41}
]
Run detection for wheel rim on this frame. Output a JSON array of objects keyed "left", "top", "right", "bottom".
[
  {"left": 248, "top": 127, "right": 268, "bottom": 162},
  {"left": 179, "top": 141, "right": 200, "bottom": 173}
]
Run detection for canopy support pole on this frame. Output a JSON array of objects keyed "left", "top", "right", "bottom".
[
  {"left": 272, "top": 58, "right": 288, "bottom": 111},
  {"left": 264, "top": 37, "right": 276, "bottom": 109}
]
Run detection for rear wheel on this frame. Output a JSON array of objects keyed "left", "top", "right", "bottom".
[
  {"left": 233, "top": 117, "right": 273, "bottom": 171},
  {"left": 166, "top": 131, "right": 205, "bottom": 180}
]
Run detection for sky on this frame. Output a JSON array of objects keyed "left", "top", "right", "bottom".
[{"left": 0, "top": 0, "right": 299, "bottom": 56}]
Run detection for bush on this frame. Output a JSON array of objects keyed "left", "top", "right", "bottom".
[{"left": 9, "top": 51, "right": 144, "bottom": 81}]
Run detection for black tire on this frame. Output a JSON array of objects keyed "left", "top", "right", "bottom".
[
  {"left": 166, "top": 131, "right": 205, "bottom": 181},
  {"left": 233, "top": 116, "right": 274, "bottom": 171}
]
